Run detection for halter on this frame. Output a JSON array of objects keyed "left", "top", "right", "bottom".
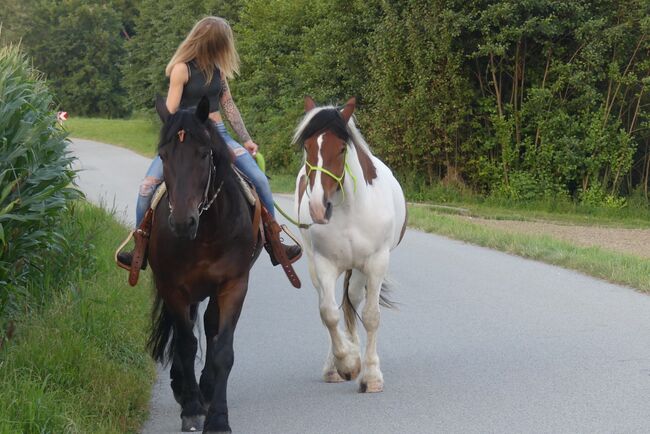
[
  {"left": 304, "top": 150, "right": 357, "bottom": 205},
  {"left": 168, "top": 130, "right": 224, "bottom": 217}
]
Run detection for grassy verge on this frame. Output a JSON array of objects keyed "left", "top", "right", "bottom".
[
  {"left": 66, "top": 117, "right": 158, "bottom": 157},
  {"left": 0, "top": 203, "right": 155, "bottom": 433},
  {"left": 408, "top": 205, "right": 650, "bottom": 293}
]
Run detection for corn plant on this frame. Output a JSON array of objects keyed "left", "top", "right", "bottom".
[{"left": 0, "top": 44, "right": 81, "bottom": 322}]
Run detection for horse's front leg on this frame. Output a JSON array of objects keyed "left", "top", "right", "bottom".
[
  {"left": 203, "top": 277, "right": 248, "bottom": 434},
  {"left": 172, "top": 313, "right": 206, "bottom": 431},
  {"left": 312, "top": 257, "right": 361, "bottom": 382},
  {"left": 359, "top": 251, "right": 389, "bottom": 393},
  {"left": 199, "top": 297, "right": 220, "bottom": 408}
]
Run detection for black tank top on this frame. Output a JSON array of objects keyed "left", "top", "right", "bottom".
[{"left": 178, "top": 61, "right": 223, "bottom": 112}]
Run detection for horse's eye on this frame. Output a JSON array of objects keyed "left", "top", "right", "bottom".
[
  {"left": 202, "top": 152, "right": 210, "bottom": 160},
  {"left": 340, "top": 147, "right": 346, "bottom": 155},
  {"left": 159, "top": 152, "right": 166, "bottom": 162}
]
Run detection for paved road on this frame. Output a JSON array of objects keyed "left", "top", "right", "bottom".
[{"left": 71, "top": 138, "right": 650, "bottom": 434}]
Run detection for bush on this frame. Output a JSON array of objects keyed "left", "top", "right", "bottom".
[{"left": 0, "top": 44, "right": 81, "bottom": 323}]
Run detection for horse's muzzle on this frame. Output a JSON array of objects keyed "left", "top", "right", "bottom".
[
  {"left": 309, "top": 200, "right": 332, "bottom": 225},
  {"left": 169, "top": 213, "right": 199, "bottom": 240}
]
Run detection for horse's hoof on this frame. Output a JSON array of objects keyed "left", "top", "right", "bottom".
[
  {"left": 359, "top": 380, "right": 383, "bottom": 393},
  {"left": 323, "top": 370, "right": 345, "bottom": 383},
  {"left": 181, "top": 414, "right": 205, "bottom": 432},
  {"left": 336, "top": 356, "right": 361, "bottom": 381}
]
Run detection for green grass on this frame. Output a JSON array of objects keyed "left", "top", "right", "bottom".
[
  {"left": 268, "top": 172, "right": 297, "bottom": 194},
  {"left": 408, "top": 205, "right": 650, "bottom": 293},
  {"left": 66, "top": 117, "right": 159, "bottom": 157},
  {"left": 0, "top": 203, "right": 156, "bottom": 433}
]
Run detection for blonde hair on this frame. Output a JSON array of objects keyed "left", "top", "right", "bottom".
[{"left": 165, "top": 16, "right": 240, "bottom": 82}]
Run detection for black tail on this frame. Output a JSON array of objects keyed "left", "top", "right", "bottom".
[{"left": 146, "top": 293, "right": 176, "bottom": 365}]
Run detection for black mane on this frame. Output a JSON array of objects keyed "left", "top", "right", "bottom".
[
  {"left": 295, "top": 107, "right": 349, "bottom": 146},
  {"left": 158, "top": 109, "right": 232, "bottom": 173}
]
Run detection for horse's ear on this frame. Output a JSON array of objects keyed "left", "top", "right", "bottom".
[
  {"left": 304, "top": 96, "right": 316, "bottom": 112},
  {"left": 155, "top": 95, "right": 170, "bottom": 123},
  {"left": 196, "top": 96, "right": 210, "bottom": 123},
  {"left": 340, "top": 97, "right": 356, "bottom": 123}
]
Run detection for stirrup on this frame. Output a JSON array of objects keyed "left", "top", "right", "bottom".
[
  {"left": 115, "top": 231, "right": 134, "bottom": 271},
  {"left": 263, "top": 210, "right": 302, "bottom": 289},
  {"left": 115, "top": 209, "right": 153, "bottom": 286},
  {"left": 280, "top": 224, "right": 302, "bottom": 251}
]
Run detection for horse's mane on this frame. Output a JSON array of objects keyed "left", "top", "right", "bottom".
[
  {"left": 294, "top": 105, "right": 378, "bottom": 184},
  {"left": 293, "top": 106, "right": 374, "bottom": 157},
  {"left": 158, "top": 110, "right": 233, "bottom": 174}
]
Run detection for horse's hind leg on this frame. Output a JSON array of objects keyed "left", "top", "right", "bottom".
[
  {"left": 342, "top": 269, "right": 365, "bottom": 348},
  {"left": 359, "top": 252, "right": 389, "bottom": 393}
]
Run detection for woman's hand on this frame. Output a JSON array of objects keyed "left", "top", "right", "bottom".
[{"left": 243, "top": 140, "right": 258, "bottom": 156}]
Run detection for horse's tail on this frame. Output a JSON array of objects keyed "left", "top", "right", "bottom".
[
  {"left": 341, "top": 271, "right": 398, "bottom": 329},
  {"left": 147, "top": 292, "right": 176, "bottom": 365},
  {"left": 379, "top": 276, "right": 399, "bottom": 310},
  {"left": 342, "top": 270, "right": 359, "bottom": 333}
]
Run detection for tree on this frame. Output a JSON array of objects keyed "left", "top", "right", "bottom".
[{"left": 123, "top": 0, "right": 242, "bottom": 111}]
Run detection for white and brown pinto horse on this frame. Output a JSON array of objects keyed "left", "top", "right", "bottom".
[{"left": 293, "top": 97, "right": 407, "bottom": 392}]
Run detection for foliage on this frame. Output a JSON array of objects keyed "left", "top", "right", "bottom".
[
  {"left": 0, "top": 44, "right": 81, "bottom": 323},
  {"left": 122, "top": 0, "right": 242, "bottom": 111},
  {"left": 233, "top": 0, "right": 650, "bottom": 204},
  {"left": 0, "top": 203, "right": 156, "bottom": 433},
  {"left": 4, "top": 0, "right": 649, "bottom": 205},
  {"left": 2, "top": 0, "right": 131, "bottom": 117}
]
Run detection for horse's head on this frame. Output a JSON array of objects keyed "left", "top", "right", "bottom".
[
  {"left": 295, "top": 96, "right": 356, "bottom": 224},
  {"left": 155, "top": 96, "right": 226, "bottom": 239}
]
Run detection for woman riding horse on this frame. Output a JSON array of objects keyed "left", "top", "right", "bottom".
[{"left": 117, "top": 16, "right": 301, "bottom": 273}]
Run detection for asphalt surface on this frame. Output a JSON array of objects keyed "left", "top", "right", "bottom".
[{"left": 70, "top": 138, "right": 650, "bottom": 434}]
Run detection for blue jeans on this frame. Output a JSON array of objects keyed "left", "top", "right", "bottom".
[{"left": 135, "top": 122, "right": 275, "bottom": 227}]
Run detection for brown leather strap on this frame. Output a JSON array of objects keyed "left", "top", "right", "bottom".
[
  {"left": 128, "top": 208, "right": 153, "bottom": 286},
  {"left": 251, "top": 191, "right": 262, "bottom": 244},
  {"left": 262, "top": 207, "right": 302, "bottom": 288}
]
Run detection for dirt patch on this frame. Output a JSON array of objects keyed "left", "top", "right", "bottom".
[{"left": 462, "top": 217, "right": 650, "bottom": 259}]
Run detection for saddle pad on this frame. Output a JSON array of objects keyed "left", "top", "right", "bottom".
[{"left": 151, "top": 182, "right": 167, "bottom": 211}]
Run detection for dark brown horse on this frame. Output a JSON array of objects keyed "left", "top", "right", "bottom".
[{"left": 147, "top": 96, "right": 261, "bottom": 433}]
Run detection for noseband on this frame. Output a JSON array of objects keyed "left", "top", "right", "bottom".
[
  {"left": 304, "top": 149, "right": 357, "bottom": 205},
  {"left": 167, "top": 129, "right": 224, "bottom": 217}
]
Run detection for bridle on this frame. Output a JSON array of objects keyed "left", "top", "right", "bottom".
[
  {"left": 167, "top": 129, "right": 224, "bottom": 217},
  {"left": 304, "top": 147, "right": 357, "bottom": 205}
]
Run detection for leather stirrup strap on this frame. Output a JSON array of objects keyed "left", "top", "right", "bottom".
[
  {"left": 128, "top": 208, "right": 153, "bottom": 286},
  {"left": 262, "top": 207, "right": 301, "bottom": 288}
]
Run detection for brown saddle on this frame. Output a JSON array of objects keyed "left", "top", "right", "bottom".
[{"left": 115, "top": 170, "right": 301, "bottom": 288}]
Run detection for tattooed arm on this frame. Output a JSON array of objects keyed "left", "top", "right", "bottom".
[{"left": 220, "top": 72, "right": 258, "bottom": 155}]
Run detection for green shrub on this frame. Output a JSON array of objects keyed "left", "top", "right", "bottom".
[{"left": 0, "top": 44, "right": 81, "bottom": 323}]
